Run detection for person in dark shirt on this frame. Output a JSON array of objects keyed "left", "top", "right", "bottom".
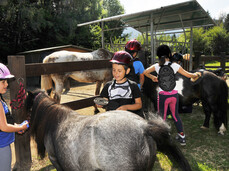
[
  {"left": 95, "top": 51, "right": 143, "bottom": 118},
  {"left": 125, "top": 39, "right": 145, "bottom": 90}
]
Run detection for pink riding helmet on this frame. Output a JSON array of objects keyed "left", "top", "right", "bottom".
[{"left": 0, "top": 63, "right": 14, "bottom": 80}]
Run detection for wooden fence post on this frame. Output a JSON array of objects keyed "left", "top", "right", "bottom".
[
  {"left": 194, "top": 51, "right": 201, "bottom": 69},
  {"left": 220, "top": 52, "right": 226, "bottom": 72},
  {"left": 8, "top": 56, "right": 32, "bottom": 171}
]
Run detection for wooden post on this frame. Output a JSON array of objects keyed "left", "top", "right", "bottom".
[
  {"left": 8, "top": 56, "right": 32, "bottom": 171},
  {"left": 220, "top": 52, "right": 226, "bottom": 72},
  {"left": 194, "top": 51, "right": 201, "bottom": 69}
]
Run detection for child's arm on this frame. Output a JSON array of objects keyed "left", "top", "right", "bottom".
[
  {"left": 143, "top": 65, "right": 158, "bottom": 82},
  {"left": 178, "top": 67, "right": 201, "bottom": 80},
  {"left": 117, "top": 97, "right": 142, "bottom": 111},
  {"left": 0, "top": 105, "right": 28, "bottom": 133}
]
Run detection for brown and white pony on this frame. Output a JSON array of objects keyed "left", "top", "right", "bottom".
[{"left": 41, "top": 48, "right": 113, "bottom": 113}]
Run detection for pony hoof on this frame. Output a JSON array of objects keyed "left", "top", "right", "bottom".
[
  {"left": 200, "top": 126, "right": 209, "bottom": 130},
  {"left": 94, "top": 109, "right": 100, "bottom": 115},
  {"left": 218, "top": 131, "right": 225, "bottom": 135}
]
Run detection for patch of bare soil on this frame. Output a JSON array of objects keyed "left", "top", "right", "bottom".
[{"left": 8, "top": 82, "right": 105, "bottom": 170}]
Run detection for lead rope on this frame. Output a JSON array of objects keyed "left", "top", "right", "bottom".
[{"left": 10, "top": 82, "right": 26, "bottom": 110}]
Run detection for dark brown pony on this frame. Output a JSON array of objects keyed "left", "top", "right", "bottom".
[{"left": 25, "top": 89, "right": 191, "bottom": 171}]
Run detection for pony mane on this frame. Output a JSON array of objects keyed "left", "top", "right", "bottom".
[
  {"left": 95, "top": 48, "right": 114, "bottom": 59},
  {"left": 27, "top": 90, "right": 73, "bottom": 158}
]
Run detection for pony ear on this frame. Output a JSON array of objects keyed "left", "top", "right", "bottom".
[
  {"left": 46, "top": 88, "right": 52, "bottom": 96},
  {"left": 27, "top": 91, "right": 35, "bottom": 99}
]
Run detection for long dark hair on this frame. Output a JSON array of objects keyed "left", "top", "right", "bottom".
[{"left": 156, "top": 45, "right": 172, "bottom": 66}]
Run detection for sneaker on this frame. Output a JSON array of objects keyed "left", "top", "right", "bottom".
[
  {"left": 93, "top": 97, "right": 109, "bottom": 106},
  {"left": 175, "top": 133, "right": 186, "bottom": 146}
]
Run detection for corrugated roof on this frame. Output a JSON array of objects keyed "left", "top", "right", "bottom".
[{"left": 78, "top": 0, "right": 215, "bottom": 32}]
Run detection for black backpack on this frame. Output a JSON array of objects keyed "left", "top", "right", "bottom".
[
  {"left": 127, "top": 58, "right": 140, "bottom": 84},
  {"left": 158, "top": 63, "right": 176, "bottom": 91}
]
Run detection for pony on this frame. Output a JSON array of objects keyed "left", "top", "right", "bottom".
[
  {"left": 41, "top": 48, "right": 113, "bottom": 113},
  {"left": 143, "top": 70, "right": 228, "bottom": 135},
  {"left": 25, "top": 89, "right": 191, "bottom": 171}
]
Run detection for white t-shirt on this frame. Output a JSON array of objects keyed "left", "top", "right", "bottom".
[{"left": 153, "top": 61, "right": 180, "bottom": 92}]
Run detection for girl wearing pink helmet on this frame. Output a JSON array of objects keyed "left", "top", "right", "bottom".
[
  {"left": 95, "top": 51, "right": 144, "bottom": 118},
  {"left": 0, "top": 63, "right": 29, "bottom": 171}
]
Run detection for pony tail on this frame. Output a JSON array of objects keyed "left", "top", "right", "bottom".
[
  {"left": 145, "top": 114, "right": 192, "bottom": 170},
  {"left": 159, "top": 56, "right": 166, "bottom": 66},
  {"left": 219, "top": 80, "right": 228, "bottom": 128}
]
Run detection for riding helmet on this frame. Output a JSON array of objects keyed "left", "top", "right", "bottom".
[
  {"left": 110, "top": 51, "right": 133, "bottom": 67},
  {"left": 172, "top": 53, "right": 183, "bottom": 63},
  {"left": 0, "top": 63, "right": 14, "bottom": 80},
  {"left": 125, "top": 39, "right": 141, "bottom": 54}
]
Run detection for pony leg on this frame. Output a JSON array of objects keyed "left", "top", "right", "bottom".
[
  {"left": 49, "top": 155, "right": 63, "bottom": 171},
  {"left": 63, "top": 78, "right": 71, "bottom": 94},
  {"left": 201, "top": 100, "right": 211, "bottom": 129},
  {"left": 94, "top": 81, "right": 102, "bottom": 114},
  {"left": 51, "top": 75, "right": 65, "bottom": 103}
]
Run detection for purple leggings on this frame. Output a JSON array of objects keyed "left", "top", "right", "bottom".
[{"left": 158, "top": 90, "right": 184, "bottom": 133}]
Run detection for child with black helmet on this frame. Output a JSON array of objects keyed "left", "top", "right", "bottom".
[
  {"left": 143, "top": 45, "right": 200, "bottom": 146},
  {"left": 95, "top": 51, "right": 143, "bottom": 118},
  {"left": 125, "top": 39, "right": 145, "bottom": 90},
  {"left": 0, "top": 63, "right": 29, "bottom": 170}
]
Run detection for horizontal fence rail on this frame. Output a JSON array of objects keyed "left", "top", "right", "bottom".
[
  {"left": 25, "top": 59, "right": 111, "bottom": 109},
  {"left": 194, "top": 52, "right": 229, "bottom": 74},
  {"left": 26, "top": 60, "right": 111, "bottom": 77}
]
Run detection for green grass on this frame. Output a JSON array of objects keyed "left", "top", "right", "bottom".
[
  {"left": 205, "top": 61, "right": 229, "bottom": 68},
  {"left": 152, "top": 104, "right": 229, "bottom": 171}
]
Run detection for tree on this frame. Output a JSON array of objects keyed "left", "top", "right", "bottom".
[
  {"left": 204, "top": 24, "right": 229, "bottom": 55},
  {"left": 224, "top": 14, "right": 229, "bottom": 33},
  {"left": 0, "top": 0, "right": 126, "bottom": 62}
]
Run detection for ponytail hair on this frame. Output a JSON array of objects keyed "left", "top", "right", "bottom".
[
  {"left": 159, "top": 56, "right": 166, "bottom": 66},
  {"left": 156, "top": 45, "right": 172, "bottom": 66}
]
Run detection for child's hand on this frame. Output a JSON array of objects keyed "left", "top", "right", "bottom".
[
  {"left": 116, "top": 105, "right": 128, "bottom": 111},
  {"left": 96, "top": 104, "right": 103, "bottom": 108},
  {"left": 191, "top": 72, "right": 201, "bottom": 82},
  {"left": 18, "top": 120, "right": 29, "bottom": 134},
  {"left": 151, "top": 76, "right": 158, "bottom": 82}
]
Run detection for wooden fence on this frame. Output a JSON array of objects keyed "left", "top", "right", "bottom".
[
  {"left": 194, "top": 52, "right": 229, "bottom": 74},
  {"left": 7, "top": 56, "right": 111, "bottom": 170}
]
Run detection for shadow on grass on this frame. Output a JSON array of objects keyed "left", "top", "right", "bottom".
[{"left": 38, "top": 164, "right": 56, "bottom": 171}]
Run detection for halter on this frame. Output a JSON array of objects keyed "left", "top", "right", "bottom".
[{"left": 10, "top": 81, "right": 26, "bottom": 110}]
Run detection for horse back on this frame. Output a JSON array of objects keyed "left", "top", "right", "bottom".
[
  {"left": 55, "top": 111, "right": 154, "bottom": 170},
  {"left": 43, "top": 49, "right": 113, "bottom": 63}
]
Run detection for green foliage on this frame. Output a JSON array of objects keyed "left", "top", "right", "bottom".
[
  {"left": 225, "top": 14, "right": 229, "bottom": 32},
  {"left": 0, "top": 0, "right": 125, "bottom": 62},
  {"left": 204, "top": 24, "right": 229, "bottom": 55}
]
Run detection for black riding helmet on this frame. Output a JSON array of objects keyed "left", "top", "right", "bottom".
[{"left": 172, "top": 53, "right": 183, "bottom": 64}]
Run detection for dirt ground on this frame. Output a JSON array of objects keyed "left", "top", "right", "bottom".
[{"left": 4, "top": 82, "right": 105, "bottom": 170}]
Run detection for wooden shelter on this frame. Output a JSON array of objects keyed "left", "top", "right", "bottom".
[{"left": 77, "top": 0, "right": 215, "bottom": 70}]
